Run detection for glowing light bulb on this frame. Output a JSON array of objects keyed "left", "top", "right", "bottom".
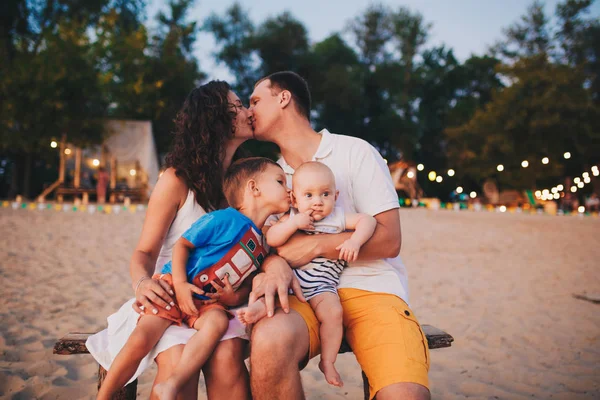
[
  {"left": 563, "top": 152, "right": 571, "bottom": 159},
  {"left": 497, "top": 164, "right": 504, "bottom": 172},
  {"left": 428, "top": 171, "right": 437, "bottom": 181},
  {"left": 521, "top": 160, "right": 529, "bottom": 168},
  {"left": 456, "top": 186, "right": 463, "bottom": 194},
  {"left": 436, "top": 176, "right": 443, "bottom": 183},
  {"left": 417, "top": 164, "right": 424, "bottom": 171},
  {"left": 578, "top": 206, "right": 585, "bottom": 213},
  {"left": 64, "top": 148, "right": 71, "bottom": 155},
  {"left": 129, "top": 169, "right": 137, "bottom": 176},
  {"left": 557, "top": 184, "right": 564, "bottom": 191},
  {"left": 470, "top": 191, "right": 477, "bottom": 198},
  {"left": 542, "top": 157, "right": 549, "bottom": 164},
  {"left": 407, "top": 171, "right": 415, "bottom": 179},
  {"left": 92, "top": 159, "right": 100, "bottom": 167},
  {"left": 447, "top": 169, "right": 455, "bottom": 177},
  {"left": 51, "top": 141, "right": 58, "bottom": 148}
]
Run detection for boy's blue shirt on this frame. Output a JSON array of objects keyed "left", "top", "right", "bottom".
[{"left": 161, "top": 207, "right": 266, "bottom": 295}]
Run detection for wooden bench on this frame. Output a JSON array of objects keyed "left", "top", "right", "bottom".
[{"left": 54, "top": 325, "right": 453, "bottom": 399}]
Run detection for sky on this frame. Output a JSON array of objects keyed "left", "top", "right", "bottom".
[{"left": 147, "top": 0, "right": 600, "bottom": 81}]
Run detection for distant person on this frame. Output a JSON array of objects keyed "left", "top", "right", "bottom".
[
  {"left": 97, "top": 158, "right": 291, "bottom": 400},
  {"left": 238, "top": 161, "right": 376, "bottom": 387},
  {"left": 96, "top": 167, "right": 109, "bottom": 204},
  {"left": 585, "top": 193, "right": 599, "bottom": 212}
]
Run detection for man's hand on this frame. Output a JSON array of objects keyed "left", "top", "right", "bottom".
[
  {"left": 336, "top": 238, "right": 361, "bottom": 262},
  {"left": 292, "top": 210, "right": 314, "bottom": 230},
  {"left": 275, "top": 231, "right": 321, "bottom": 267},
  {"left": 249, "top": 256, "right": 306, "bottom": 317}
]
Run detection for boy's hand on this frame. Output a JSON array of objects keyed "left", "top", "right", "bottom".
[
  {"left": 335, "top": 239, "right": 361, "bottom": 262},
  {"left": 174, "top": 282, "right": 213, "bottom": 316},
  {"left": 293, "top": 210, "right": 314, "bottom": 230},
  {"left": 210, "top": 274, "right": 238, "bottom": 306}
]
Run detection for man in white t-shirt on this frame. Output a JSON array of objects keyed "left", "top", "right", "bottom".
[{"left": 247, "top": 71, "right": 430, "bottom": 400}]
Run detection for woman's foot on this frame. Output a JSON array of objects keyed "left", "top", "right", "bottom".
[
  {"left": 152, "top": 381, "right": 178, "bottom": 400},
  {"left": 237, "top": 301, "right": 267, "bottom": 326},
  {"left": 319, "top": 359, "right": 343, "bottom": 387}
]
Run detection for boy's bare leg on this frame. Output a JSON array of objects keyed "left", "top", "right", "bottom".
[
  {"left": 311, "top": 292, "right": 344, "bottom": 387},
  {"left": 152, "top": 309, "right": 230, "bottom": 400},
  {"left": 97, "top": 316, "right": 173, "bottom": 400},
  {"left": 237, "top": 298, "right": 267, "bottom": 326}
]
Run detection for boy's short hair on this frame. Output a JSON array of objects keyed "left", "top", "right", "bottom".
[
  {"left": 256, "top": 71, "right": 311, "bottom": 121},
  {"left": 224, "top": 157, "right": 281, "bottom": 209}
]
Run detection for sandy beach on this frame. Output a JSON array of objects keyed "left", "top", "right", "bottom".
[{"left": 0, "top": 207, "right": 599, "bottom": 399}]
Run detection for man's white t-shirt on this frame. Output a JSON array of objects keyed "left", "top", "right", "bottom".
[{"left": 276, "top": 129, "right": 410, "bottom": 304}]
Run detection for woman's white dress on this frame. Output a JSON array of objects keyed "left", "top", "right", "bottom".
[{"left": 86, "top": 191, "right": 248, "bottom": 384}]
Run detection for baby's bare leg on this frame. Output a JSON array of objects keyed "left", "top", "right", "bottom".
[
  {"left": 310, "top": 292, "right": 344, "bottom": 387},
  {"left": 237, "top": 298, "right": 267, "bottom": 326},
  {"left": 153, "top": 309, "right": 230, "bottom": 400},
  {"left": 97, "top": 315, "right": 172, "bottom": 400}
]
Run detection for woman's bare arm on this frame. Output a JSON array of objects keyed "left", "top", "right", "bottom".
[{"left": 130, "top": 168, "right": 188, "bottom": 314}]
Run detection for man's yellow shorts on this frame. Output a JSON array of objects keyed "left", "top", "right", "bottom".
[{"left": 289, "top": 288, "right": 430, "bottom": 398}]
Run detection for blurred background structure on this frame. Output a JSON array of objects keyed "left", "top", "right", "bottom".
[{"left": 1, "top": 0, "right": 599, "bottom": 209}]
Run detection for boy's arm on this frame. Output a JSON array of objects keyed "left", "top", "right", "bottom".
[
  {"left": 172, "top": 237, "right": 206, "bottom": 315},
  {"left": 265, "top": 212, "right": 313, "bottom": 247}
]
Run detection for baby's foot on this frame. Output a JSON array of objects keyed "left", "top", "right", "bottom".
[
  {"left": 319, "top": 359, "right": 343, "bottom": 387},
  {"left": 237, "top": 301, "right": 268, "bottom": 326},
  {"left": 152, "top": 381, "right": 177, "bottom": 400}
]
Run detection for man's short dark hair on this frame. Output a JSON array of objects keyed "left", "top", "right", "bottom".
[
  {"left": 256, "top": 71, "right": 311, "bottom": 121},
  {"left": 223, "top": 157, "right": 281, "bottom": 209}
]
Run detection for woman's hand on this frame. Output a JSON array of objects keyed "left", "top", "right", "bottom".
[
  {"left": 133, "top": 277, "right": 176, "bottom": 315},
  {"left": 249, "top": 256, "right": 306, "bottom": 317}
]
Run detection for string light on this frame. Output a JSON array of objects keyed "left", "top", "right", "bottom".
[
  {"left": 578, "top": 206, "right": 585, "bottom": 213},
  {"left": 447, "top": 169, "right": 455, "bottom": 177},
  {"left": 557, "top": 184, "right": 564, "bottom": 191},
  {"left": 542, "top": 157, "right": 549, "bottom": 164},
  {"left": 428, "top": 171, "right": 437, "bottom": 181},
  {"left": 497, "top": 164, "right": 504, "bottom": 172},
  {"left": 564, "top": 152, "right": 571, "bottom": 159},
  {"left": 577, "top": 181, "right": 584, "bottom": 188},
  {"left": 499, "top": 205, "right": 507, "bottom": 212},
  {"left": 436, "top": 176, "right": 443, "bottom": 183},
  {"left": 50, "top": 141, "right": 58, "bottom": 148},
  {"left": 470, "top": 191, "right": 477, "bottom": 198},
  {"left": 574, "top": 177, "right": 581, "bottom": 184},
  {"left": 417, "top": 164, "right": 424, "bottom": 171},
  {"left": 535, "top": 190, "right": 541, "bottom": 197},
  {"left": 456, "top": 186, "right": 463, "bottom": 194},
  {"left": 129, "top": 169, "right": 137, "bottom": 176},
  {"left": 521, "top": 160, "right": 529, "bottom": 168},
  {"left": 64, "top": 148, "right": 71, "bottom": 155},
  {"left": 571, "top": 186, "right": 577, "bottom": 192},
  {"left": 407, "top": 171, "right": 415, "bottom": 179},
  {"left": 92, "top": 159, "right": 100, "bottom": 167},
  {"left": 553, "top": 193, "right": 560, "bottom": 199}
]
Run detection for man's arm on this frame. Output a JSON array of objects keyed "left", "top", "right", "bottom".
[{"left": 275, "top": 208, "right": 401, "bottom": 268}]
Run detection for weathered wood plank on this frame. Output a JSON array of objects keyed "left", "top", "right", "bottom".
[
  {"left": 55, "top": 324, "right": 453, "bottom": 356},
  {"left": 98, "top": 365, "right": 137, "bottom": 400}
]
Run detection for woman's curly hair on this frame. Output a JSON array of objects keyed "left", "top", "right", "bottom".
[{"left": 164, "top": 81, "right": 237, "bottom": 211}]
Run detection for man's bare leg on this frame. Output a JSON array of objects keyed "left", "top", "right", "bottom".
[
  {"left": 203, "top": 338, "right": 250, "bottom": 400},
  {"left": 310, "top": 292, "right": 343, "bottom": 387},
  {"left": 376, "top": 382, "right": 431, "bottom": 400},
  {"left": 250, "top": 309, "right": 310, "bottom": 400},
  {"left": 152, "top": 345, "right": 199, "bottom": 400}
]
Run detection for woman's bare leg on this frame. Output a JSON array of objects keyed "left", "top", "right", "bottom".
[
  {"left": 152, "top": 345, "right": 200, "bottom": 400},
  {"left": 203, "top": 338, "right": 250, "bottom": 400},
  {"left": 98, "top": 316, "right": 172, "bottom": 400},
  {"left": 153, "top": 309, "right": 230, "bottom": 400}
]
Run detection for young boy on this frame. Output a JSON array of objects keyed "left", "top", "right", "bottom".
[
  {"left": 238, "top": 161, "right": 377, "bottom": 387},
  {"left": 97, "top": 157, "right": 291, "bottom": 400}
]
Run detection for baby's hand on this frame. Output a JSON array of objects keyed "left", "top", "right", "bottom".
[
  {"left": 335, "top": 239, "right": 361, "bottom": 262},
  {"left": 293, "top": 210, "right": 314, "bottom": 230}
]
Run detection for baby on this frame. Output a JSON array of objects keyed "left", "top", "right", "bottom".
[
  {"left": 238, "top": 161, "right": 377, "bottom": 387},
  {"left": 97, "top": 158, "right": 291, "bottom": 400}
]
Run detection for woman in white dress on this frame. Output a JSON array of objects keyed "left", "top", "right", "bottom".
[{"left": 87, "top": 81, "right": 254, "bottom": 399}]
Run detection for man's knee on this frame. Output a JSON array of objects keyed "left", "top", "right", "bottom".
[
  {"left": 251, "top": 311, "right": 309, "bottom": 366},
  {"left": 376, "top": 382, "right": 430, "bottom": 400}
]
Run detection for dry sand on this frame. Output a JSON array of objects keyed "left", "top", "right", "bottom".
[{"left": 0, "top": 207, "right": 599, "bottom": 399}]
